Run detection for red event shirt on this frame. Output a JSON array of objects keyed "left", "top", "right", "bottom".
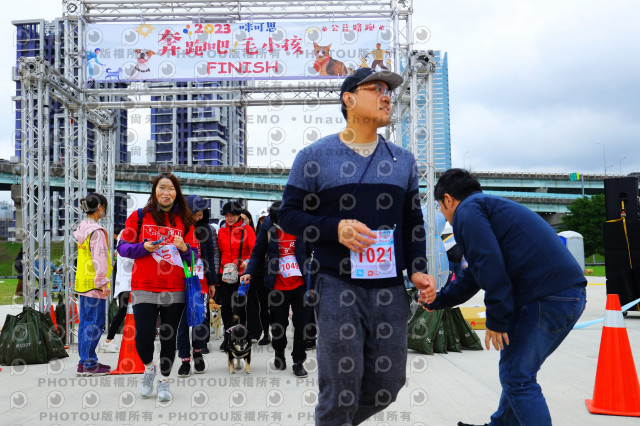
[
  {"left": 123, "top": 210, "right": 197, "bottom": 293},
  {"left": 273, "top": 228, "right": 304, "bottom": 291}
]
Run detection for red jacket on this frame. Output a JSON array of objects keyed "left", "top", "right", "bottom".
[
  {"left": 122, "top": 209, "right": 197, "bottom": 293},
  {"left": 217, "top": 219, "right": 256, "bottom": 276}
]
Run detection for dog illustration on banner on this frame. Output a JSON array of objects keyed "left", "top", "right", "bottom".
[
  {"left": 312, "top": 42, "right": 348, "bottom": 76},
  {"left": 128, "top": 49, "right": 156, "bottom": 80},
  {"left": 105, "top": 68, "right": 123, "bottom": 80}
]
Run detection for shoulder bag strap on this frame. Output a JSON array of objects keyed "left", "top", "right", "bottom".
[{"left": 237, "top": 229, "right": 245, "bottom": 267}]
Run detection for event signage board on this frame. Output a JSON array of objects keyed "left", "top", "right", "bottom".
[{"left": 85, "top": 20, "right": 394, "bottom": 81}]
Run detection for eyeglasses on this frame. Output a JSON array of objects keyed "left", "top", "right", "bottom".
[{"left": 355, "top": 84, "right": 394, "bottom": 98}]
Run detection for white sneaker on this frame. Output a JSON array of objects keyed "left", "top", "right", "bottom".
[
  {"left": 139, "top": 365, "right": 156, "bottom": 398},
  {"left": 100, "top": 341, "right": 120, "bottom": 353},
  {"left": 157, "top": 379, "right": 172, "bottom": 402}
]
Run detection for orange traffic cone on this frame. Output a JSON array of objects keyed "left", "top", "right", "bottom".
[
  {"left": 110, "top": 297, "right": 144, "bottom": 375},
  {"left": 585, "top": 294, "right": 640, "bottom": 417}
]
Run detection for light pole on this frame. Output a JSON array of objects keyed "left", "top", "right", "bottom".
[
  {"left": 620, "top": 156, "right": 627, "bottom": 175},
  {"left": 463, "top": 151, "right": 469, "bottom": 169},
  {"left": 596, "top": 143, "right": 606, "bottom": 176}
]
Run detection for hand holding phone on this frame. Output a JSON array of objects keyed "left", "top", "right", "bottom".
[{"left": 151, "top": 236, "right": 165, "bottom": 245}]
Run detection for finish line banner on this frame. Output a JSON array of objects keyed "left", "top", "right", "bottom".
[{"left": 85, "top": 20, "right": 394, "bottom": 81}]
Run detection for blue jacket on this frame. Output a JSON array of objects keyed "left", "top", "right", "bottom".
[
  {"left": 245, "top": 216, "right": 311, "bottom": 290},
  {"left": 427, "top": 192, "right": 586, "bottom": 332},
  {"left": 186, "top": 195, "right": 219, "bottom": 286}
]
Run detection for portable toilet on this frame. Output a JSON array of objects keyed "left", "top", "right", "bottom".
[{"left": 557, "top": 231, "right": 586, "bottom": 272}]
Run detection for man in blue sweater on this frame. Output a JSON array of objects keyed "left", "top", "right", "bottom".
[
  {"left": 422, "top": 168, "right": 587, "bottom": 426},
  {"left": 279, "top": 67, "right": 437, "bottom": 425}
]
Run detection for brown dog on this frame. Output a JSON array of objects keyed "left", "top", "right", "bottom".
[
  {"left": 313, "top": 42, "right": 348, "bottom": 76},
  {"left": 209, "top": 299, "right": 223, "bottom": 340}
]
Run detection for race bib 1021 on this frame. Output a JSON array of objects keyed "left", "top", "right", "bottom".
[{"left": 350, "top": 229, "right": 397, "bottom": 279}]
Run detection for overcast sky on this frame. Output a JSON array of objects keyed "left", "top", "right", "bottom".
[{"left": 1, "top": 0, "right": 639, "bottom": 179}]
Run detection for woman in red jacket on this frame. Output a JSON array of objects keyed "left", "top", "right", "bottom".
[
  {"left": 217, "top": 201, "right": 256, "bottom": 339},
  {"left": 117, "top": 173, "right": 197, "bottom": 402}
]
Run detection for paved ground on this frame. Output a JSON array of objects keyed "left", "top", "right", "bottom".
[{"left": 1, "top": 278, "right": 639, "bottom": 425}]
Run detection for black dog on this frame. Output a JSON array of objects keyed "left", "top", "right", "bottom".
[{"left": 224, "top": 324, "right": 252, "bottom": 374}]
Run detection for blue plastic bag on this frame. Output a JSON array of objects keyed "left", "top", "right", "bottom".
[{"left": 183, "top": 253, "right": 205, "bottom": 327}]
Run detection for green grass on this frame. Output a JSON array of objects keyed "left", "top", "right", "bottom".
[
  {"left": 585, "top": 265, "right": 605, "bottom": 276},
  {"left": 0, "top": 278, "right": 20, "bottom": 305},
  {"left": 0, "top": 242, "right": 66, "bottom": 276}
]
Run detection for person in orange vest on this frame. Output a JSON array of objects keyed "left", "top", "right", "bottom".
[{"left": 74, "top": 193, "right": 112, "bottom": 376}]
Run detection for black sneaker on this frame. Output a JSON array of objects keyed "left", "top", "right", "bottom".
[
  {"left": 219, "top": 341, "right": 227, "bottom": 352},
  {"left": 193, "top": 352, "right": 205, "bottom": 374},
  {"left": 274, "top": 351, "right": 286, "bottom": 370},
  {"left": 201, "top": 346, "right": 210, "bottom": 354},
  {"left": 258, "top": 334, "right": 271, "bottom": 346},
  {"left": 457, "top": 422, "right": 488, "bottom": 426},
  {"left": 177, "top": 361, "right": 191, "bottom": 378},
  {"left": 293, "top": 362, "right": 308, "bottom": 378}
]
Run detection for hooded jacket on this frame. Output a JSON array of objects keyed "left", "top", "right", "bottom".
[
  {"left": 217, "top": 218, "right": 256, "bottom": 277},
  {"left": 73, "top": 218, "right": 111, "bottom": 299},
  {"left": 186, "top": 195, "right": 220, "bottom": 286}
]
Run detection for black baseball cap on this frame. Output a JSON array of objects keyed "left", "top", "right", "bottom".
[
  {"left": 221, "top": 201, "right": 243, "bottom": 215},
  {"left": 339, "top": 67, "right": 403, "bottom": 101}
]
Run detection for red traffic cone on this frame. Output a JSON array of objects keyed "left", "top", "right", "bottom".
[
  {"left": 110, "top": 297, "right": 144, "bottom": 375},
  {"left": 50, "top": 304, "right": 58, "bottom": 330},
  {"left": 68, "top": 296, "right": 79, "bottom": 324},
  {"left": 585, "top": 294, "right": 640, "bottom": 417}
]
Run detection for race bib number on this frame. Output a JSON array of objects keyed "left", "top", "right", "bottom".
[
  {"left": 194, "top": 258, "right": 205, "bottom": 279},
  {"left": 350, "top": 230, "right": 397, "bottom": 279},
  {"left": 152, "top": 244, "right": 184, "bottom": 268},
  {"left": 279, "top": 255, "right": 302, "bottom": 278}
]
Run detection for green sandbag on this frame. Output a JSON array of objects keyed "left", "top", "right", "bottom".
[
  {"left": 443, "top": 308, "right": 462, "bottom": 353},
  {"left": 0, "top": 314, "right": 17, "bottom": 364},
  {"left": 0, "top": 306, "right": 68, "bottom": 365},
  {"left": 408, "top": 308, "right": 443, "bottom": 355},
  {"left": 37, "top": 309, "right": 68, "bottom": 361},
  {"left": 451, "top": 307, "right": 483, "bottom": 350},
  {"left": 1, "top": 307, "right": 48, "bottom": 365},
  {"left": 433, "top": 315, "right": 448, "bottom": 354}
]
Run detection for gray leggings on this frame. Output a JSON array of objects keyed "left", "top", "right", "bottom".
[{"left": 314, "top": 274, "right": 410, "bottom": 426}]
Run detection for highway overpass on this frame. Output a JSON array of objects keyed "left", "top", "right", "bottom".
[{"left": 0, "top": 161, "right": 623, "bottom": 216}]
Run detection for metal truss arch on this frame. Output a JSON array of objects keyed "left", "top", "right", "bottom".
[{"left": 18, "top": 0, "right": 437, "bottom": 341}]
